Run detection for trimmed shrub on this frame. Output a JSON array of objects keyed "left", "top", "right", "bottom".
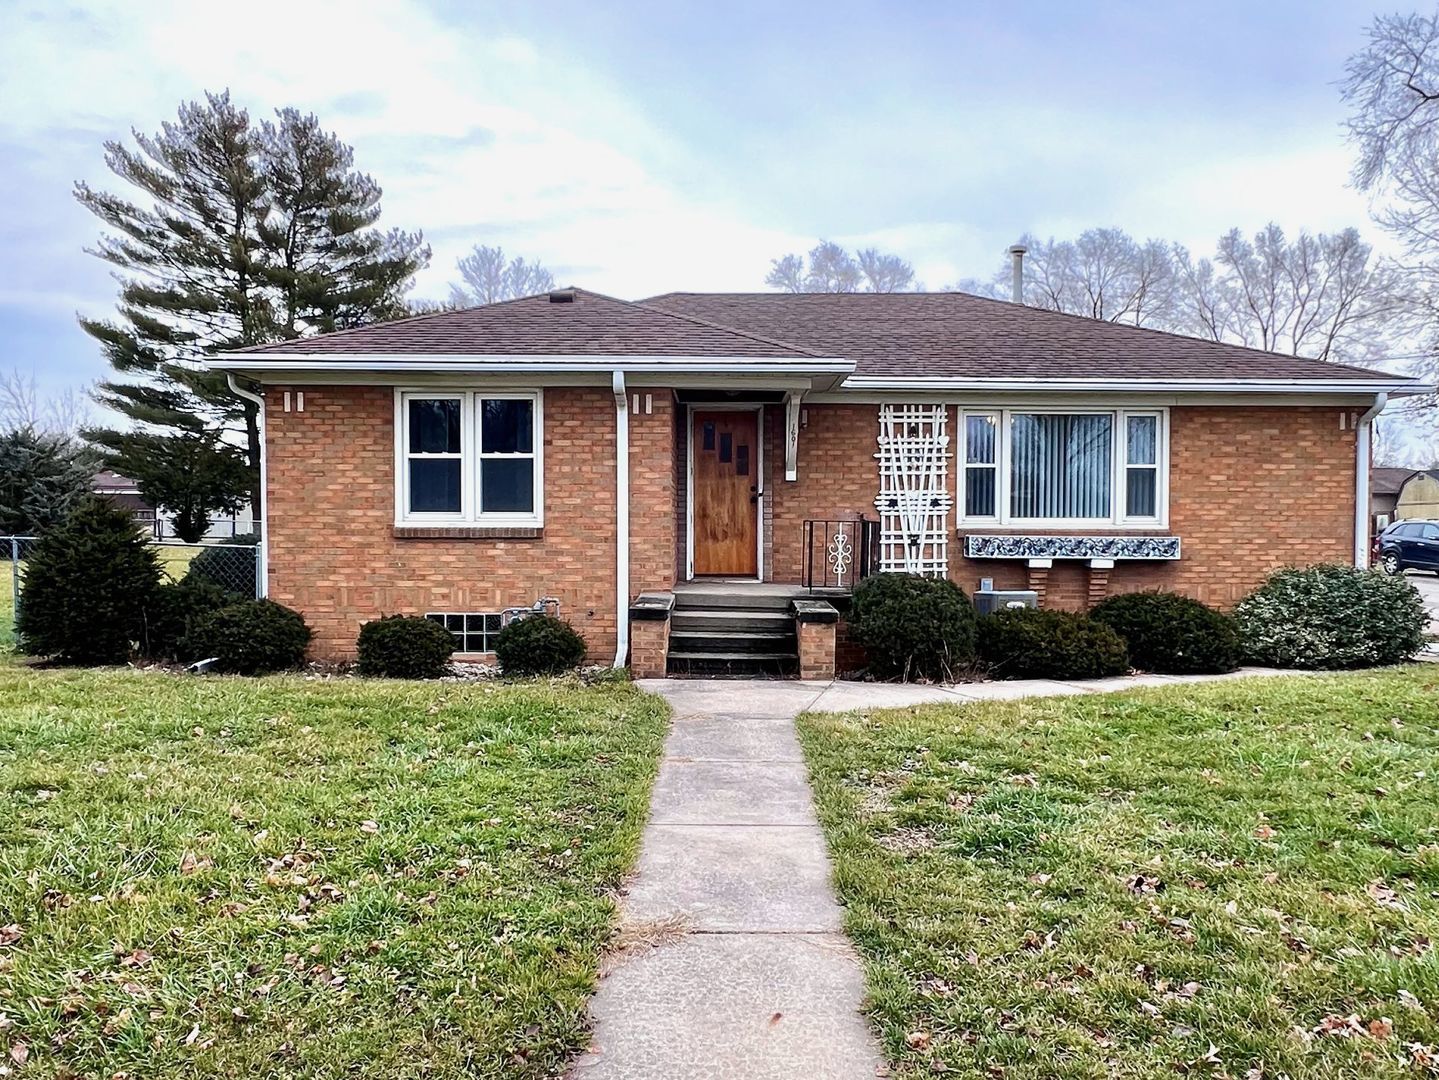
[
  {"left": 142, "top": 578, "right": 232, "bottom": 662},
  {"left": 1090, "top": 591, "right": 1240, "bottom": 674},
  {"left": 1234, "top": 565, "right": 1427, "bottom": 669},
  {"left": 357, "top": 615, "right": 455, "bottom": 679},
  {"left": 494, "top": 614, "right": 587, "bottom": 677},
  {"left": 848, "top": 572, "right": 977, "bottom": 681},
  {"left": 16, "top": 497, "right": 161, "bottom": 664},
  {"left": 978, "top": 608, "right": 1129, "bottom": 681},
  {"left": 185, "top": 532, "right": 260, "bottom": 597},
  {"left": 185, "top": 599, "right": 312, "bottom": 675}
]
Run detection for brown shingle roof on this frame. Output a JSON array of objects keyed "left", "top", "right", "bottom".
[
  {"left": 236, "top": 289, "right": 825, "bottom": 359},
  {"left": 642, "top": 291, "right": 1399, "bottom": 382}
]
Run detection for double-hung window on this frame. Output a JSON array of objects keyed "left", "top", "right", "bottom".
[
  {"left": 398, "top": 390, "right": 542, "bottom": 525},
  {"left": 959, "top": 408, "right": 1165, "bottom": 527}
]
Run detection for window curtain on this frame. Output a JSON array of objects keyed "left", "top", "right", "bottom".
[{"left": 1010, "top": 414, "right": 1112, "bottom": 519}]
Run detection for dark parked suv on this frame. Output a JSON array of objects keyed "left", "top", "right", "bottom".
[{"left": 1375, "top": 519, "right": 1439, "bottom": 575}]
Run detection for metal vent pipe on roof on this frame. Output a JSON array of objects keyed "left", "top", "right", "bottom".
[
  {"left": 1008, "top": 244, "right": 1027, "bottom": 304},
  {"left": 548, "top": 288, "right": 576, "bottom": 303}
]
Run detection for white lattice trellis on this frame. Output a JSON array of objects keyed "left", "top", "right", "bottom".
[{"left": 874, "top": 404, "right": 951, "bottom": 575}]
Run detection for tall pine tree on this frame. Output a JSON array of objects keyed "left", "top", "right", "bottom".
[{"left": 76, "top": 91, "right": 429, "bottom": 532}]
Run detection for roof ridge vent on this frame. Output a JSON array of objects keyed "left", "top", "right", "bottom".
[{"left": 548, "top": 287, "right": 577, "bottom": 303}]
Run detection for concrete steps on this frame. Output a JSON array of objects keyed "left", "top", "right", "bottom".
[{"left": 667, "top": 584, "right": 800, "bottom": 677}]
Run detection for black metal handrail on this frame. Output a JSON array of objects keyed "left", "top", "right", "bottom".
[{"left": 802, "top": 516, "right": 880, "bottom": 590}]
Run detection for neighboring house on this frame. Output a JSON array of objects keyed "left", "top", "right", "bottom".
[
  {"left": 91, "top": 470, "right": 255, "bottom": 541},
  {"left": 92, "top": 470, "right": 157, "bottom": 533},
  {"left": 1370, "top": 466, "right": 1415, "bottom": 531},
  {"left": 209, "top": 288, "right": 1427, "bottom": 672},
  {"left": 1396, "top": 469, "right": 1439, "bottom": 521}
]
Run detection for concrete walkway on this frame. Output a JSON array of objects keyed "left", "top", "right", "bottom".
[{"left": 570, "top": 679, "right": 885, "bottom": 1080}]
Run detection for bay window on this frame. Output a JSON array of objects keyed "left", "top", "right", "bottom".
[
  {"left": 959, "top": 408, "right": 1165, "bottom": 526},
  {"left": 398, "top": 390, "right": 542, "bottom": 525}
]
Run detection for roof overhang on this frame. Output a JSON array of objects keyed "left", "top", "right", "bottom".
[
  {"left": 208, "top": 353, "right": 856, "bottom": 392},
  {"left": 838, "top": 375, "right": 1433, "bottom": 396}
]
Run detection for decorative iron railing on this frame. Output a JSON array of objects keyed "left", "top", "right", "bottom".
[{"left": 802, "top": 517, "right": 881, "bottom": 590}]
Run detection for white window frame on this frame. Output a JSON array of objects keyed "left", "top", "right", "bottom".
[
  {"left": 958, "top": 406, "right": 1168, "bottom": 529},
  {"left": 395, "top": 389, "right": 544, "bottom": 527}
]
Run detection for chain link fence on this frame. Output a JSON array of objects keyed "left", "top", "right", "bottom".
[{"left": 1, "top": 537, "right": 261, "bottom": 650}]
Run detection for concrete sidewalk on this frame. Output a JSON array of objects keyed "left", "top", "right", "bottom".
[
  {"left": 569, "top": 680, "right": 884, "bottom": 1080},
  {"left": 802, "top": 664, "right": 1312, "bottom": 713}
]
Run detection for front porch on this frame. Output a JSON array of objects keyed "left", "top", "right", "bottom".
[{"left": 631, "top": 580, "right": 847, "bottom": 680}]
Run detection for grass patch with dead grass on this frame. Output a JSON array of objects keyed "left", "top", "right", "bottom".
[
  {"left": 799, "top": 667, "right": 1439, "bottom": 1078},
  {"left": 0, "top": 664, "right": 666, "bottom": 1077}
]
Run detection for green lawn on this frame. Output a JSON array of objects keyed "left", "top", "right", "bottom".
[
  {"left": 799, "top": 667, "right": 1439, "bottom": 1079},
  {"left": 0, "top": 665, "right": 667, "bottom": 1077}
]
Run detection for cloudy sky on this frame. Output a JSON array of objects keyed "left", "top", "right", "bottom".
[{"left": 0, "top": 0, "right": 1399, "bottom": 402}]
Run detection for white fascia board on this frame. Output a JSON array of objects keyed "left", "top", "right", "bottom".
[
  {"left": 839, "top": 374, "right": 1432, "bottom": 395},
  {"left": 208, "top": 353, "right": 853, "bottom": 375}
]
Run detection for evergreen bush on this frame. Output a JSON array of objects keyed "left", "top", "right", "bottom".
[
  {"left": 1090, "top": 591, "right": 1239, "bottom": 674},
  {"left": 356, "top": 615, "right": 455, "bottom": 679},
  {"left": 184, "top": 599, "right": 311, "bottom": 674},
  {"left": 143, "top": 578, "right": 232, "bottom": 662},
  {"left": 1234, "top": 565, "right": 1427, "bottom": 669},
  {"left": 16, "top": 498, "right": 161, "bottom": 664},
  {"left": 494, "top": 615, "right": 587, "bottom": 677},
  {"left": 848, "top": 573, "right": 977, "bottom": 681},
  {"left": 977, "top": 608, "right": 1129, "bottom": 681}
]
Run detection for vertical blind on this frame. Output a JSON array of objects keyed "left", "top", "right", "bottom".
[{"left": 1009, "top": 413, "right": 1113, "bottom": 519}]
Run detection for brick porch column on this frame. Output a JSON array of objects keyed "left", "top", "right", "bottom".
[
  {"left": 1026, "top": 558, "right": 1052, "bottom": 606},
  {"left": 1086, "top": 559, "right": 1114, "bottom": 609},
  {"left": 628, "top": 592, "right": 674, "bottom": 679},
  {"left": 793, "top": 599, "right": 839, "bottom": 681}
]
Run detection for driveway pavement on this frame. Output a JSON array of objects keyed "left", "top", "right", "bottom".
[{"left": 1406, "top": 570, "right": 1439, "bottom": 630}]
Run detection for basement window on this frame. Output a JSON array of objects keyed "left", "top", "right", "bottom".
[
  {"left": 397, "top": 390, "right": 543, "bottom": 526},
  {"left": 426, "top": 612, "right": 503, "bottom": 653}
]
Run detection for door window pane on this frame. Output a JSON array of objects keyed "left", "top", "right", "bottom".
[
  {"left": 1010, "top": 413, "right": 1112, "bottom": 519},
  {"left": 409, "top": 399, "right": 460, "bottom": 454},
  {"left": 410, "top": 459, "right": 461, "bottom": 513},
  {"left": 480, "top": 399, "right": 533, "bottom": 454},
  {"left": 480, "top": 459, "right": 534, "bottom": 513}
]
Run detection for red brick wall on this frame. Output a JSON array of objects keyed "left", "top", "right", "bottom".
[
  {"left": 265, "top": 386, "right": 621, "bottom": 660},
  {"left": 268, "top": 390, "right": 1359, "bottom": 662},
  {"left": 630, "top": 393, "right": 677, "bottom": 593},
  {"left": 763, "top": 403, "right": 1358, "bottom": 610}
]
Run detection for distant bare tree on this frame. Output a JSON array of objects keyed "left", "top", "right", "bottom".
[
  {"left": 856, "top": 248, "right": 916, "bottom": 292},
  {"left": 765, "top": 240, "right": 916, "bottom": 293},
  {"left": 1000, "top": 229, "right": 1180, "bottom": 327},
  {"left": 972, "top": 224, "right": 1402, "bottom": 365},
  {"left": 1342, "top": 13, "right": 1439, "bottom": 386},
  {"left": 448, "top": 244, "right": 555, "bottom": 306},
  {"left": 0, "top": 370, "right": 93, "bottom": 437}
]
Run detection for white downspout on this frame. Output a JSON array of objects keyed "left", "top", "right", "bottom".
[
  {"left": 226, "top": 374, "right": 268, "bottom": 597},
  {"left": 1355, "top": 392, "right": 1387, "bottom": 568},
  {"left": 612, "top": 370, "right": 630, "bottom": 667}
]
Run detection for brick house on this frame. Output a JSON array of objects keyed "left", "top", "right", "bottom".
[{"left": 210, "top": 287, "right": 1425, "bottom": 677}]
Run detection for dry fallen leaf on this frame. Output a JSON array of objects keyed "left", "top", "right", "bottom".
[
  {"left": 905, "top": 1030, "right": 931, "bottom": 1049},
  {"left": 359, "top": 820, "right": 379, "bottom": 835}
]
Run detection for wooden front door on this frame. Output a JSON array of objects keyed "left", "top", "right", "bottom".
[{"left": 692, "top": 409, "right": 759, "bottom": 577}]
